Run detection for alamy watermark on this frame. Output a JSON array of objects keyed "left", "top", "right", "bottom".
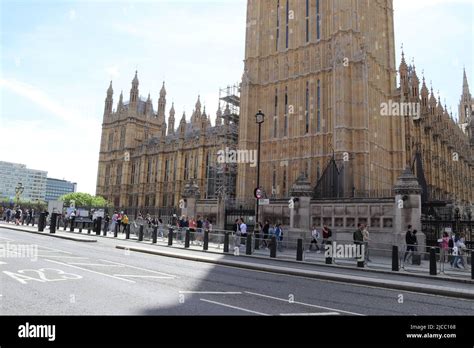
[
  {"left": 325, "top": 242, "right": 365, "bottom": 261},
  {"left": 217, "top": 147, "right": 257, "bottom": 167},
  {"left": 0, "top": 242, "right": 38, "bottom": 261},
  {"left": 380, "top": 100, "right": 420, "bottom": 120}
]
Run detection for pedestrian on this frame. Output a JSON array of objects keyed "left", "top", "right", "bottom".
[
  {"left": 262, "top": 220, "right": 270, "bottom": 249},
  {"left": 15, "top": 206, "right": 22, "bottom": 225},
  {"left": 6, "top": 208, "right": 11, "bottom": 223},
  {"left": 110, "top": 211, "right": 118, "bottom": 233},
  {"left": 239, "top": 218, "right": 247, "bottom": 247},
  {"left": 403, "top": 225, "right": 415, "bottom": 264},
  {"left": 438, "top": 232, "right": 449, "bottom": 263},
  {"left": 322, "top": 224, "right": 332, "bottom": 247},
  {"left": 233, "top": 219, "right": 241, "bottom": 249},
  {"left": 157, "top": 218, "right": 164, "bottom": 238},
  {"left": 452, "top": 233, "right": 467, "bottom": 269},
  {"left": 362, "top": 224, "right": 371, "bottom": 262},
  {"left": 309, "top": 225, "right": 321, "bottom": 252},
  {"left": 122, "top": 213, "right": 129, "bottom": 233},
  {"left": 353, "top": 223, "right": 364, "bottom": 259},
  {"left": 275, "top": 223, "right": 283, "bottom": 252}
]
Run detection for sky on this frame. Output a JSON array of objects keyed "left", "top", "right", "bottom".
[{"left": 0, "top": 0, "right": 473, "bottom": 195}]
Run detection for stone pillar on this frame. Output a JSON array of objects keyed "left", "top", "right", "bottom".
[
  {"left": 393, "top": 167, "right": 424, "bottom": 248},
  {"left": 289, "top": 173, "right": 313, "bottom": 231},
  {"left": 182, "top": 179, "right": 200, "bottom": 218}
]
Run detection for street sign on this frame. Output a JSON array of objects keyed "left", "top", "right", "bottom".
[
  {"left": 254, "top": 188, "right": 263, "bottom": 199},
  {"left": 259, "top": 199, "right": 270, "bottom": 206}
]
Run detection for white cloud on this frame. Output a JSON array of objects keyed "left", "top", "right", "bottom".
[
  {"left": 0, "top": 78, "right": 90, "bottom": 129},
  {"left": 69, "top": 9, "right": 76, "bottom": 21}
]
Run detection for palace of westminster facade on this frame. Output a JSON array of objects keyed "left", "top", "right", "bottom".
[{"left": 96, "top": 0, "right": 474, "bottom": 210}]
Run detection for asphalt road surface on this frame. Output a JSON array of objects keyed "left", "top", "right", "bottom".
[{"left": 1, "top": 228, "right": 473, "bottom": 316}]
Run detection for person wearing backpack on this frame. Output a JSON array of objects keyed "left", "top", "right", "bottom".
[{"left": 122, "top": 213, "right": 129, "bottom": 233}]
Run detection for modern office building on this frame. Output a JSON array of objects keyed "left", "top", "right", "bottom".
[
  {"left": 0, "top": 161, "right": 48, "bottom": 202},
  {"left": 45, "top": 178, "right": 77, "bottom": 202}
]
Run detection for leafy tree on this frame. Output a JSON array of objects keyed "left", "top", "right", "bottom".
[{"left": 59, "top": 193, "right": 110, "bottom": 208}]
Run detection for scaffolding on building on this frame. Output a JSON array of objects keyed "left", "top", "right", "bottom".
[{"left": 214, "top": 83, "right": 240, "bottom": 201}]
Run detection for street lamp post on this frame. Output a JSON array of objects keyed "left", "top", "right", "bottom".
[
  {"left": 254, "top": 110, "right": 265, "bottom": 236},
  {"left": 15, "top": 183, "right": 24, "bottom": 206}
]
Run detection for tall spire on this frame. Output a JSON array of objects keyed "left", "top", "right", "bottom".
[
  {"left": 157, "top": 81, "right": 167, "bottom": 123},
  {"left": 118, "top": 90, "right": 124, "bottom": 111},
  {"left": 130, "top": 70, "right": 139, "bottom": 109},
  {"left": 168, "top": 102, "right": 176, "bottom": 135},
  {"left": 463, "top": 67, "right": 469, "bottom": 94},
  {"left": 104, "top": 81, "right": 114, "bottom": 116}
]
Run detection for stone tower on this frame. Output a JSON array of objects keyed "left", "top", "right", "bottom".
[
  {"left": 237, "top": 0, "right": 402, "bottom": 200},
  {"left": 97, "top": 71, "right": 164, "bottom": 207},
  {"left": 459, "top": 68, "right": 473, "bottom": 128}
]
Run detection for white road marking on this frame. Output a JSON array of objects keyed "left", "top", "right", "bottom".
[
  {"left": 279, "top": 312, "right": 340, "bottom": 316},
  {"left": 44, "top": 259, "right": 135, "bottom": 283},
  {"left": 99, "top": 259, "right": 176, "bottom": 278},
  {"left": 37, "top": 256, "right": 89, "bottom": 259},
  {"left": 68, "top": 263, "right": 125, "bottom": 267},
  {"left": 0, "top": 237, "right": 14, "bottom": 241},
  {"left": 244, "top": 291, "right": 365, "bottom": 316},
  {"left": 200, "top": 298, "right": 269, "bottom": 316},
  {"left": 0, "top": 261, "right": 6, "bottom": 265},
  {"left": 112, "top": 275, "right": 174, "bottom": 279},
  {"left": 179, "top": 291, "right": 242, "bottom": 295},
  {"left": 37, "top": 246, "right": 72, "bottom": 254}
]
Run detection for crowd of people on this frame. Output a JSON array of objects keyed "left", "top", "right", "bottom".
[{"left": 0, "top": 206, "right": 35, "bottom": 226}]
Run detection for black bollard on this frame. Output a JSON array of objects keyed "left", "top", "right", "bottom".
[
  {"left": 87, "top": 222, "right": 91, "bottom": 234},
  {"left": 357, "top": 243, "right": 365, "bottom": 268},
  {"left": 223, "top": 232, "right": 229, "bottom": 253},
  {"left": 185, "top": 229, "right": 190, "bottom": 248},
  {"left": 203, "top": 231, "right": 209, "bottom": 251},
  {"left": 270, "top": 236, "right": 277, "bottom": 258},
  {"left": 168, "top": 228, "right": 173, "bottom": 246},
  {"left": 392, "top": 245, "right": 399, "bottom": 271},
  {"left": 125, "top": 224, "right": 130, "bottom": 240},
  {"left": 471, "top": 250, "right": 474, "bottom": 280},
  {"left": 70, "top": 217, "right": 75, "bottom": 232},
  {"left": 246, "top": 234, "right": 252, "bottom": 255},
  {"left": 254, "top": 233, "right": 260, "bottom": 250},
  {"left": 296, "top": 239, "right": 303, "bottom": 261},
  {"left": 429, "top": 248, "right": 437, "bottom": 276},
  {"left": 152, "top": 226, "right": 158, "bottom": 244},
  {"left": 138, "top": 225, "right": 144, "bottom": 242},
  {"left": 325, "top": 242, "right": 333, "bottom": 264},
  {"left": 114, "top": 223, "right": 119, "bottom": 238},
  {"left": 49, "top": 213, "right": 58, "bottom": 234},
  {"left": 38, "top": 212, "right": 46, "bottom": 232},
  {"left": 64, "top": 219, "right": 67, "bottom": 231},
  {"left": 79, "top": 221, "right": 83, "bottom": 233},
  {"left": 95, "top": 217, "right": 102, "bottom": 235}
]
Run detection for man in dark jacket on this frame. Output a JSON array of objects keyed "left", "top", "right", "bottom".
[{"left": 403, "top": 225, "right": 416, "bottom": 263}]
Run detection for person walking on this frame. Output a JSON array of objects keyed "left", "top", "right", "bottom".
[
  {"left": 233, "top": 219, "right": 241, "bottom": 249},
  {"left": 274, "top": 223, "right": 283, "bottom": 252},
  {"left": 353, "top": 223, "right": 364, "bottom": 259},
  {"left": 403, "top": 225, "right": 415, "bottom": 264},
  {"left": 309, "top": 226, "right": 321, "bottom": 252},
  {"left": 322, "top": 224, "right": 332, "bottom": 249},
  {"left": 438, "top": 232, "right": 450, "bottom": 264},
  {"left": 239, "top": 218, "right": 248, "bottom": 248},
  {"left": 121, "top": 213, "right": 129, "bottom": 233},
  {"left": 261, "top": 220, "right": 270, "bottom": 249},
  {"left": 362, "top": 224, "right": 371, "bottom": 262}
]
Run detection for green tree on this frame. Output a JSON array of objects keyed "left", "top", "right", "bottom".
[{"left": 59, "top": 193, "right": 110, "bottom": 208}]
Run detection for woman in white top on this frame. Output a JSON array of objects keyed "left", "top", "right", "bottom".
[{"left": 309, "top": 226, "right": 321, "bottom": 252}]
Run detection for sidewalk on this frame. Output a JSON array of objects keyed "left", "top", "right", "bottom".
[{"left": 2, "top": 221, "right": 472, "bottom": 285}]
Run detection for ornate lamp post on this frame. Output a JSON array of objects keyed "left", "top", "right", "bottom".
[
  {"left": 254, "top": 110, "right": 265, "bottom": 234},
  {"left": 15, "top": 183, "right": 24, "bottom": 206}
]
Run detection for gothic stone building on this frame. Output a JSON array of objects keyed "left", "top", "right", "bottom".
[
  {"left": 96, "top": 72, "right": 238, "bottom": 209},
  {"left": 236, "top": 0, "right": 473, "bottom": 204}
]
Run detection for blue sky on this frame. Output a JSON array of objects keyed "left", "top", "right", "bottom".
[{"left": 0, "top": 0, "right": 473, "bottom": 195}]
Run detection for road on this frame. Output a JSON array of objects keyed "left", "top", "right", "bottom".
[{"left": 0, "top": 227, "right": 473, "bottom": 316}]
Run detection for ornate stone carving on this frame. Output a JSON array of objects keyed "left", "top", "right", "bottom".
[{"left": 393, "top": 167, "right": 422, "bottom": 195}]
